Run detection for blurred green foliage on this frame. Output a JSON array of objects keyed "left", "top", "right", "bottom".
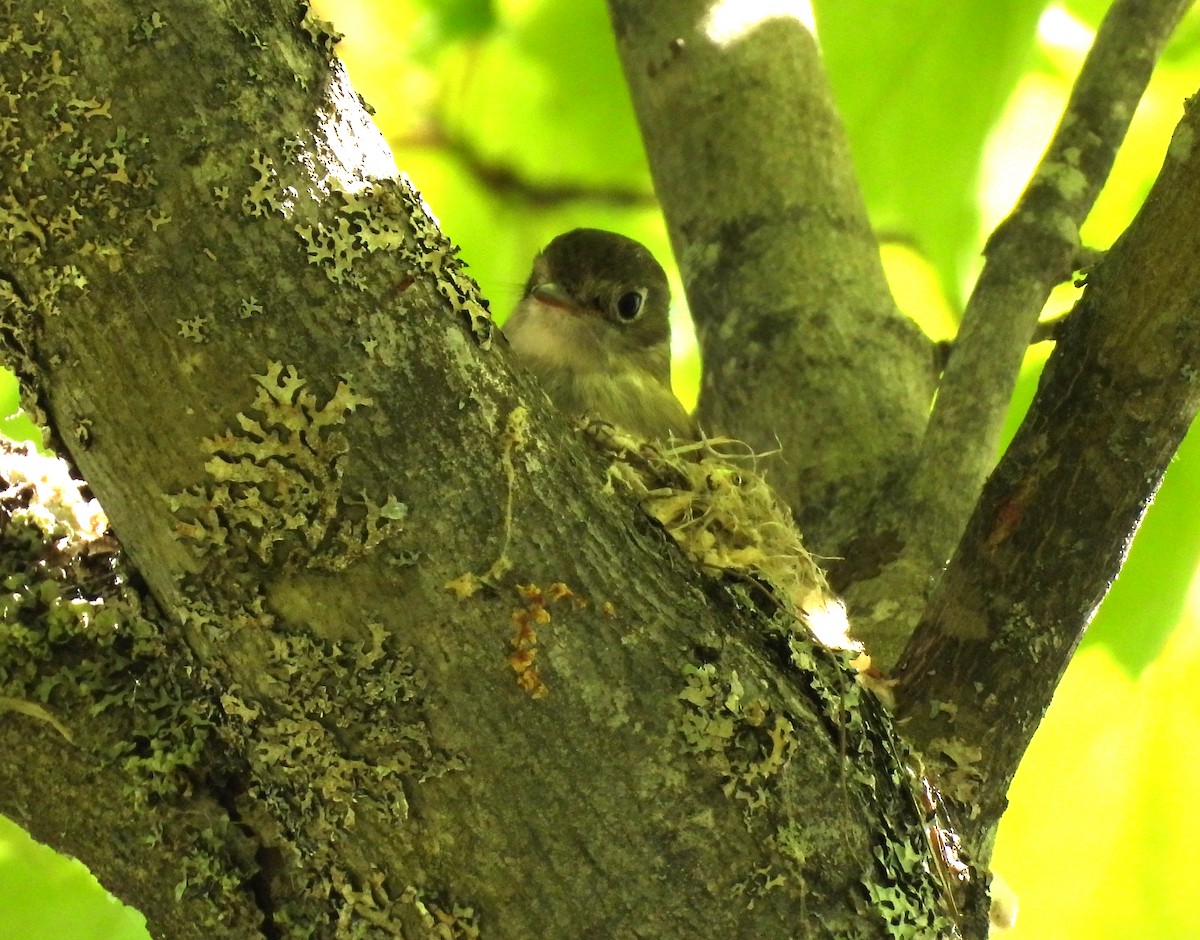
[
  {"left": 817, "top": 0, "right": 1049, "bottom": 306},
  {"left": 0, "top": 816, "right": 147, "bottom": 940},
  {"left": 3, "top": 2, "right": 1199, "bottom": 937},
  {"left": 0, "top": 367, "right": 41, "bottom": 445}
]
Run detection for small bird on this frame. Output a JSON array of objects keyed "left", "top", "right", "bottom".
[{"left": 503, "top": 228, "right": 694, "bottom": 441}]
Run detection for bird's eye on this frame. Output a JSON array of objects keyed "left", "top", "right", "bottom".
[{"left": 615, "top": 289, "right": 645, "bottom": 321}]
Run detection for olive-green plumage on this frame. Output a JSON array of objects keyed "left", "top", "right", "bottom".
[{"left": 504, "top": 229, "right": 694, "bottom": 441}]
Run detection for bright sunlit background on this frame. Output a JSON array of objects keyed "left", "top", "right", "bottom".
[{"left": 4, "top": 2, "right": 1200, "bottom": 937}]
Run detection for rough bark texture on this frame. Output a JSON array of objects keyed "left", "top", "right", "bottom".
[
  {"left": 0, "top": 451, "right": 264, "bottom": 934},
  {"left": 852, "top": 0, "right": 1193, "bottom": 668},
  {"left": 606, "top": 0, "right": 1196, "bottom": 907},
  {"left": 3, "top": 1, "right": 1196, "bottom": 937},
  {"left": 604, "top": 1, "right": 937, "bottom": 560},
  {"left": 895, "top": 93, "right": 1200, "bottom": 854},
  {"left": 1, "top": 3, "right": 970, "bottom": 938}
]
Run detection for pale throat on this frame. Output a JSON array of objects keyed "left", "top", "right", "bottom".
[{"left": 506, "top": 296, "right": 621, "bottom": 374}]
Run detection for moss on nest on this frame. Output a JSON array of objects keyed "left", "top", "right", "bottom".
[{"left": 582, "top": 418, "right": 858, "bottom": 653}]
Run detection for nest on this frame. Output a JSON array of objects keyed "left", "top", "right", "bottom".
[{"left": 580, "top": 418, "right": 859, "bottom": 653}]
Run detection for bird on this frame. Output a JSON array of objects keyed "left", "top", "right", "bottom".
[{"left": 503, "top": 228, "right": 695, "bottom": 441}]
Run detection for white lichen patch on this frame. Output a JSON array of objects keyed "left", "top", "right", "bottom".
[
  {"left": 168, "top": 361, "right": 402, "bottom": 570},
  {"left": 1035, "top": 160, "right": 1088, "bottom": 201},
  {"left": 0, "top": 441, "right": 108, "bottom": 545}
]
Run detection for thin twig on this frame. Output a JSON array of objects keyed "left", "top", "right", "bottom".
[
  {"left": 895, "top": 91, "right": 1200, "bottom": 857},
  {"left": 856, "top": 0, "right": 1192, "bottom": 667},
  {"left": 915, "top": 0, "right": 1189, "bottom": 555},
  {"left": 394, "top": 124, "right": 656, "bottom": 208}
]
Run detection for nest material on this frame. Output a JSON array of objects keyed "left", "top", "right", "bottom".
[{"left": 581, "top": 418, "right": 859, "bottom": 652}]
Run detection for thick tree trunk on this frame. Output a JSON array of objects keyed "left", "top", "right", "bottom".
[
  {"left": 4, "top": 2, "right": 1197, "bottom": 938},
  {"left": 605, "top": 1, "right": 936, "bottom": 564},
  {"left": 0, "top": 3, "right": 970, "bottom": 938}
]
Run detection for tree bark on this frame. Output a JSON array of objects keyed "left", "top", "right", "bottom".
[
  {"left": 857, "top": 0, "right": 1192, "bottom": 667},
  {"left": 607, "top": 0, "right": 1195, "bottom": 920},
  {"left": 605, "top": 1, "right": 936, "bottom": 562},
  {"left": 896, "top": 90, "right": 1200, "bottom": 855},
  {"left": 1, "top": 3, "right": 972, "bottom": 938},
  {"left": 4, "top": 1, "right": 1197, "bottom": 937}
]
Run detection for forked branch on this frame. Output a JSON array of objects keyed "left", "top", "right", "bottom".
[
  {"left": 858, "top": 0, "right": 1192, "bottom": 667},
  {"left": 897, "top": 92, "right": 1200, "bottom": 855}
]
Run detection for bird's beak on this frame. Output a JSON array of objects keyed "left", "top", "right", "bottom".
[{"left": 530, "top": 282, "right": 577, "bottom": 312}]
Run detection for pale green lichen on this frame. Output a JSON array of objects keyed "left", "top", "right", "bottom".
[
  {"left": 1036, "top": 159, "right": 1088, "bottom": 201},
  {"left": 0, "top": 11, "right": 473, "bottom": 931},
  {"left": 220, "top": 616, "right": 461, "bottom": 845},
  {"left": 400, "top": 885, "right": 482, "bottom": 940},
  {"left": 177, "top": 314, "right": 209, "bottom": 342},
  {"left": 396, "top": 179, "right": 494, "bottom": 349},
  {"left": 173, "top": 821, "right": 251, "bottom": 906},
  {"left": 676, "top": 663, "right": 796, "bottom": 811},
  {"left": 242, "top": 148, "right": 284, "bottom": 218},
  {"left": 237, "top": 295, "right": 263, "bottom": 319},
  {"left": 992, "top": 601, "right": 1054, "bottom": 665},
  {"left": 293, "top": 183, "right": 422, "bottom": 289},
  {"left": 732, "top": 864, "right": 788, "bottom": 907},
  {"left": 0, "top": 440, "right": 224, "bottom": 815},
  {"left": 160, "top": 355, "right": 460, "bottom": 925},
  {"left": 280, "top": 169, "right": 494, "bottom": 348},
  {"left": 130, "top": 11, "right": 167, "bottom": 45},
  {"left": 299, "top": 8, "right": 343, "bottom": 58},
  {"left": 928, "top": 738, "right": 984, "bottom": 806},
  {"left": 0, "top": 12, "right": 160, "bottom": 434},
  {"left": 584, "top": 421, "right": 965, "bottom": 936},
  {"left": 166, "top": 588, "right": 461, "bottom": 929},
  {"left": 168, "top": 361, "right": 404, "bottom": 572}
]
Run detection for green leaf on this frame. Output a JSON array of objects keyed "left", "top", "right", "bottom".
[
  {"left": 0, "top": 815, "right": 149, "bottom": 940},
  {"left": 413, "top": 0, "right": 496, "bottom": 44},
  {"left": 0, "top": 368, "right": 42, "bottom": 447},
  {"left": 814, "top": 0, "right": 1048, "bottom": 306},
  {"left": 444, "top": 0, "right": 652, "bottom": 192}
]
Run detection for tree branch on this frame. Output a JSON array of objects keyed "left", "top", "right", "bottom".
[
  {"left": 604, "top": 1, "right": 935, "bottom": 557},
  {"left": 395, "top": 123, "right": 657, "bottom": 208},
  {"left": 0, "top": 4, "right": 973, "bottom": 936},
  {"left": 0, "top": 443, "right": 264, "bottom": 938},
  {"left": 853, "top": 0, "right": 1192, "bottom": 666},
  {"left": 895, "top": 90, "right": 1200, "bottom": 856}
]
